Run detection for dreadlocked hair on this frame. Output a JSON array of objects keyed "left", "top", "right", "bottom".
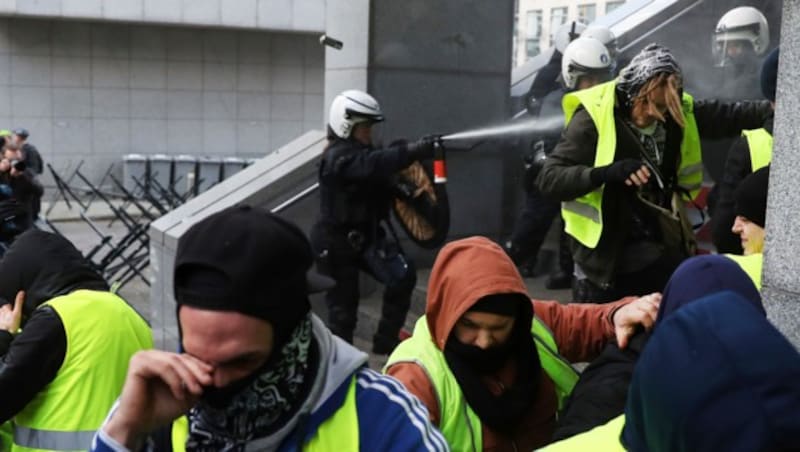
[{"left": 632, "top": 72, "right": 685, "bottom": 128}]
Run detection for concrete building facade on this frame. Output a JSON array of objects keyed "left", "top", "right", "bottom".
[{"left": 0, "top": 0, "right": 326, "bottom": 183}]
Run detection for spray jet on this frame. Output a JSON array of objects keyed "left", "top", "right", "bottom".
[
  {"left": 431, "top": 114, "right": 564, "bottom": 179},
  {"left": 440, "top": 115, "right": 564, "bottom": 143}
]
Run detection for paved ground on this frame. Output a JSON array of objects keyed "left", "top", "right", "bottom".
[{"left": 53, "top": 219, "right": 571, "bottom": 370}]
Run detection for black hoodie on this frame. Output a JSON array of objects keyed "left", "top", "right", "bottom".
[
  {"left": 711, "top": 114, "right": 774, "bottom": 254},
  {"left": 0, "top": 230, "right": 108, "bottom": 422}
]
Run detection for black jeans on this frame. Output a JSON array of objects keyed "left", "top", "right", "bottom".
[
  {"left": 507, "top": 186, "right": 572, "bottom": 274},
  {"left": 310, "top": 225, "right": 416, "bottom": 346},
  {"left": 572, "top": 252, "right": 686, "bottom": 303}
]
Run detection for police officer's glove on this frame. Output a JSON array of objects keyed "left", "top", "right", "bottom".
[
  {"left": 590, "top": 159, "right": 644, "bottom": 186},
  {"left": 407, "top": 135, "right": 437, "bottom": 161}
]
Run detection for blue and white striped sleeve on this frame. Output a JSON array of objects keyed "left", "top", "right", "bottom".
[{"left": 355, "top": 368, "right": 450, "bottom": 452}]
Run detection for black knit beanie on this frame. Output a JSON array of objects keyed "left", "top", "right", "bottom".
[
  {"left": 174, "top": 205, "right": 334, "bottom": 346},
  {"left": 734, "top": 166, "right": 770, "bottom": 228}
]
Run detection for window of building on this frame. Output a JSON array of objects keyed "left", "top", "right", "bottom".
[
  {"left": 578, "top": 4, "right": 596, "bottom": 24},
  {"left": 549, "top": 7, "right": 568, "bottom": 43},
  {"left": 526, "top": 10, "right": 542, "bottom": 59},
  {"left": 606, "top": 1, "right": 625, "bottom": 14},
  {"left": 550, "top": 7, "right": 568, "bottom": 32},
  {"left": 526, "top": 40, "right": 540, "bottom": 59}
]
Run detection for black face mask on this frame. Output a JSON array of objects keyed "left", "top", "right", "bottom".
[
  {"left": 445, "top": 337, "right": 515, "bottom": 375},
  {"left": 200, "top": 371, "right": 262, "bottom": 409}
]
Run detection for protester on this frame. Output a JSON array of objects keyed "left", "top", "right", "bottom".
[
  {"left": 622, "top": 293, "right": 800, "bottom": 452},
  {"left": 711, "top": 47, "right": 778, "bottom": 253},
  {"left": 538, "top": 43, "right": 771, "bottom": 302},
  {"left": 385, "top": 236, "right": 660, "bottom": 451},
  {"left": 91, "top": 206, "right": 448, "bottom": 452},
  {"left": 544, "top": 254, "right": 763, "bottom": 450},
  {"left": 551, "top": 252, "right": 762, "bottom": 442},
  {"left": 0, "top": 230, "right": 152, "bottom": 451},
  {"left": 728, "top": 166, "right": 770, "bottom": 288}
]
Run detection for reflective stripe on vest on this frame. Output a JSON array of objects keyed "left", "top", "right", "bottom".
[
  {"left": 12, "top": 427, "right": 95, "bottom": 451},
  {"left": 12, "top": 290, "right": 153, "bottom": 452},
  {"left": 560, "top": 81, "right": 703, "bottom": 249},
  {"left": 385, "top": 316, "right": 579, "bottom": 452},
  {"left": 725, "top": 253, "right": 764, "bottom": 290},
  {"left": 742, "top": 128, "right": 773, "bottom": 172},
  {"left": 171, "top": 377, "right": 359, "bottom": 452},
  {"left": 538, "top": 415, "right": 626, "bottom": 451}
]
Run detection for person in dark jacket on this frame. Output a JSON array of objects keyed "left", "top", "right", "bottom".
[
  {"left": 310, "top": 89, "right": 436, "bottom": 354},
  {"left": 524, "top": 21, "right": 587, "bottom": 116},
  {"left": 0, "top": 230, "right": 151, "bottom": 432},
  {"left": 537, "top": 43, "right": 771, "bottom": 302},
  {"left": 622, "top": 292, "right": 800, "bottom": 452},
  {"left": 91, "top": 206, "right": 447, "bottom": 452},
  {"left": 551, "top": 253, "right": 761, "bottom": 441},
  {"left": 11, "top": 128, "right": 43, "bottom": 175},
  {"left": 0, "top": 147, "right": 43, "bottom": 227},
  {"left": 711, "top": 47, "right": 778, "bottom": 253}
]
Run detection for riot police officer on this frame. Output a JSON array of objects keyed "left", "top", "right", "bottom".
[
  {"left": 311, "top": 89, "right": 436, "bottom": 354},
  {"left": 712, "top": 6, "right": 770, "bottom": 100},
  {"left": 525, "top": 20, "right": 587, "bottom": 116}
]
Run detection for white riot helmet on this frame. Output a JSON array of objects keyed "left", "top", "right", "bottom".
[
  {"left": 561, "top": 37, "right": 613, "bottom": 90},
  {"left": 582, "top": 25, "right": 618, "bottom": 59},
  {"left": 554, "top": 20, "right": 588, "bottom": 54},
  {"left": 713, "top": 6, "right": 769, "bottom": 67},
  {"left": 328, "top": 90, "right": 384, "bottom": 139}
]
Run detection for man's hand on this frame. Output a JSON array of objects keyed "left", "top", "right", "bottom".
[
  {"left": 0, "top": 291, "right": 24, "bottom": 333},
  {"left": 103, "top": 351, "right": 214, "bottom": 448},
  {"left": 591, "top": 159, "right": 651, "bottom": 187},
  {"left": 623, "top": 164, "right": 651, "bottom": 187},
  {"left": 612, "top": 292, "right": 661, "bottom": 349}
]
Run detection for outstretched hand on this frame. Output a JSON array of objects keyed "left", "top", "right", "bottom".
[
  {"left": 0, "top": 291, "right": 25, "bottom": 333},
  {"left": 612, "top": 292, "right": 661, "bottom": 349}
]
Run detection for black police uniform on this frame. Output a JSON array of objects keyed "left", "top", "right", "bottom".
[
  {"left": 507, "top": 88, "right": 573, "bottom": 284},
  {"left": 311, "top": 136, "right": 424, "bottom": 353}
]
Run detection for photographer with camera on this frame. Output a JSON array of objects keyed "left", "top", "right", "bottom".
[
  {"left": 10, "top": 128, "right": 43, "bottom": 175},
  {"left": 0, "top": 147, "right": 43, "bottom": 232}
]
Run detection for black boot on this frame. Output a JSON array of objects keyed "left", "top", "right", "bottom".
[
  {"left": 372, "top": 333, "right": 400, "bottom": 355},
  {"left": 545, "top": 269, "right": 572, "bottom": 289},
  {"left": 547, "top": 227, "right": 573, "bottom": 289}
]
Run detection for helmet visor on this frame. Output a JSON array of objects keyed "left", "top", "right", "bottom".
[
  {"left": 344, "top": 108, "right": 384, "bottom": 124},
  {"left": 567, "top": 62, "right": 614, "bottom": 89},
  {"left": 712, "top": 22, "right": 762, "bottom": 67},
  {"left": 712, "top": 37, "right": 757, "bottom": 67}
]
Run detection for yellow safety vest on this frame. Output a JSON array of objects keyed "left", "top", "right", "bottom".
[
  {"left": 725, "top": 253, "right": 764, "bottom": 290},
  {"left": 560, "top": 81, "right": 703, "bottom": 248},
  {"left": 11, "top": 290, "right": 153, "bottom": 452},
  {"left": 384, "top": 316, "right": 580, "bottom": 452},
  {"left": 171, "top": 376, "right": 359, "bottom": 452},
  {"left": 742, "top": 128, "right": 773, "bottom": 172},
  {"left": 2, "top": 421, "right": 12, "bottom": 451},
  {"left": 537, "top": 415, "right": 626, "bottom": 451}
]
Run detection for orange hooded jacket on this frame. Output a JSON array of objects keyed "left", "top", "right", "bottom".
[{"left": 386, "top": 237, "right": 631, "bottom": 451}]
